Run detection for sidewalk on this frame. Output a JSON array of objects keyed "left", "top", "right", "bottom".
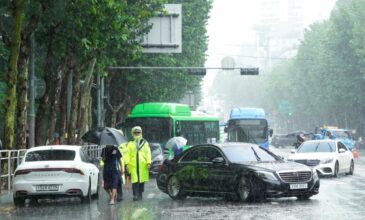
[{"left": 0, "top": 190, "right": 12, "bottom": 205}]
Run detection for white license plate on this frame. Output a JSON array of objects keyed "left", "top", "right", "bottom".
[
  {"left": 290, "top": 183, "right": 308, "bottom": 190},
  {"left": 36, "top": 184, "right": 59, "bottom": 191}
]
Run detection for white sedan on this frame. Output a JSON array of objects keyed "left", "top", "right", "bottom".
[
  {"left": 12, "top": 145, "right": 100, "bottom": 206},
  {"left": 287, "top": 139, "right": 354, "bottom": 177}
]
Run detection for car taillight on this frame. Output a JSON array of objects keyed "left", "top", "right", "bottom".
[
  {"left": 14, "top": 169, "right": 32, "bottom": 176},
  {"left": 63, "top": 168, "right": 84, "bottom": 175}
]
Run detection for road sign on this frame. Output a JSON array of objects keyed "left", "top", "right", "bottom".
[
  {"left": 240, "top": 68, "right": 259, "bottom": 75},
  {"left": 141, "top": 4, "right": 182, "bottom": 53}
]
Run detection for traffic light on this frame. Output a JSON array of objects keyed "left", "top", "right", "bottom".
[
  {"left": 188, "top": 68, "right": 206, "bottom": 75},
  {"left": 240, "top": 68, "right": 259, "bottom": 75}
]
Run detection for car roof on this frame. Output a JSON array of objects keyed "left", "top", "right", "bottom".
[
  {"left": 27, "top": 145, "right": 82, "bottom": 152},
  {"left": 215, "top": 142, "right": 259, "bottom": 149},
  {"left": 304, "top": 139, "right": 337, "bottom": 144}
]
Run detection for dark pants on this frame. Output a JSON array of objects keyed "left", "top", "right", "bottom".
[{"left": 132, "top": 183, "right": 144, "bottom": 200}]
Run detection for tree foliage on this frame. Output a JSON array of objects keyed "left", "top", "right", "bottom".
[
  {"left": 262, "top": 0, "right": 365, "bottom": 136},
  {"left": 0, "top": 0, "right": 212, "bottom": 148}
]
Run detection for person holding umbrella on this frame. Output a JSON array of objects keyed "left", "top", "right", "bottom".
[
  {"left": 101, "top": 144, "right": 124, "bottom": 205},
  {"left": 125, "top": 126, "right": 151, "bottom": 201}
]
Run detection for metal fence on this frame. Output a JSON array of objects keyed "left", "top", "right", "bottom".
[{"left": 0, "top": 145, "right": 103, "bottom": 195}]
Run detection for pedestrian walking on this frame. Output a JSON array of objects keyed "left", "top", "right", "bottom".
[
  {"left": 125, "top": 126, "right": 151, "bottom": 201},
  {"left": 101, "top": 144, "right": 123, "bottom": 205}
]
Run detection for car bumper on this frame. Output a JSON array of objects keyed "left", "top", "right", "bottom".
[
  {"left": 12, "top": 178, "right": 89, "bottom": 198},
  {"left": 262, "top": 178, "right": 320, "bottom": 198}
]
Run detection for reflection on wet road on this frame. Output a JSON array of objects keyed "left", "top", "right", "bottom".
[{"left": 1, "top": 147, "right": 364, "bottom": 220}]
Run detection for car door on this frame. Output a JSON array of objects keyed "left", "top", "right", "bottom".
[
  {"left": 204, "top": 147, "right": 236, "bottom": 192},
  {"left": 79, "top": 149, "right": 99, "bottom": 193},
  {"left": 177, "top": 148, "right": 203, "bottom": 191},
  {"left": 337, "top": 142, "right": 350, "bottom": 172}
]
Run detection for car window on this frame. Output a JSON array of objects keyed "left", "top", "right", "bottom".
[
  {"left": 79, "top": 149, "right": 91, "bottom": 162},
  {"left": 338, "top": 142, "right": 348, "bottom": 152},
  {"left": 180, "top": 147, "right": 222, "bottom": 162},
  {"left": 222, "top": 145, "right": 277, "bottom": 163},
  {"left": 25, "top": 150, "right": 76, "bottom": 161},
  {"left": 181, "top": 148, "right": 202, "bottom": 162}
]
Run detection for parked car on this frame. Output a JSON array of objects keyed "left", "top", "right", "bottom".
[
  {"left": 12, "top": 145, "right": 100, "bottom": 206},
  {"left": 149, "top": 143, "right": 164, "bottom": 175},
  {"left": 287, "top": 139, "right": 354, "bottom": 177},
  {"left": 156, "top": 142, "right": 319, "bottom": 202},
  {"left": 271, "top": 131, "right": 313, "bottom": 148}
]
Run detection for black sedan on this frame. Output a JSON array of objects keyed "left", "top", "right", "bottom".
[{"left": 156, "top": 142, "right": 320, "bottom": 202}]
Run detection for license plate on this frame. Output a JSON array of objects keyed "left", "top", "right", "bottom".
[
  {"left": 36, "top": 184, "right": 59, "bottom": 191},
  {"left": 290, "top": 183, "right": 308, "bottom": 190}
]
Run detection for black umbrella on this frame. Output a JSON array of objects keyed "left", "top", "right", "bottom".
[{"left": 81, "top": 127, "right": 128, "bottom": 146}]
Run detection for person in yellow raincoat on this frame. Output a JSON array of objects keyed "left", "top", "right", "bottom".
[
  {"left": 125, "top": 126, "right": 151, "bottom": 201},
  {"left": 116, "top": 142, "right": 128, "bottom": 201}
]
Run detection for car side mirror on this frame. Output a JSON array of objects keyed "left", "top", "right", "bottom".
[
  {"left": 339, "top": 148, "right": 346, "bottom": 153},
  {"left": 212, "top": 157, "right": 225, "bottom": 164},
  {"left": 291, "top": 149, "right": 296, "bottom": 154}
]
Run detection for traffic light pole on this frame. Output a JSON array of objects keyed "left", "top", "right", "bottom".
[{"left": 108, "top": 66, "right": 259, "bottom": 76}]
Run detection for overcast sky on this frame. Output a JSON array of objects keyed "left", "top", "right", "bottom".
[{"left": 202, "top": 0, "right": 337, "bottom": 100}]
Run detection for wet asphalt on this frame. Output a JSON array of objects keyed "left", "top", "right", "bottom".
[{"left": 1, "top": 146, "right": 364, "bottom": 220}]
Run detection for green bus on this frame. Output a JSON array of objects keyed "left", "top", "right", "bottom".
[{"left": 121, "top": 102, "right": 220, "bottom": 147}]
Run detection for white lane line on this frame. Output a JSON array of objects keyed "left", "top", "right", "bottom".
[
  {"left": 147, "top": 193, "right": 155, "bottom": 199},
  {"left": 132, "top": 208, "right": 148, "bottom": 219}
]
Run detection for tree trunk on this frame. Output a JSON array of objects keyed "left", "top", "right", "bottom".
[
  {"left": 35, "top": 27, "right": 56, "bottom": 146},
  {"left": 78, "top": 58, "right": 96, "bottom": 144},
  {"left": 47, "top": 61, "right": 67, "bottom": 144},
  {"left": 4, "top": 0, "right": 25, "bottom": 149},
  {"left": 68, "top": 68, "right": 81, "bottom": 144},
  {"left": 15, "top": 36, "right": 31, "bottom": 149},
  {"left": 59, "top": 72, "right": 68, "bottom": 144}
]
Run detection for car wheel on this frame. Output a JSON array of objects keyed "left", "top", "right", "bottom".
[
  {"left": 82, "top": 177, "right": 92, "bottom": 203},
  {"left": 296, "top": 194, "right": 312, "bottom": 200},
  {"left": 91, "top": 175, "right": 99, "bottom": 200},
  {"left": 333, "top": 161, "right": 339, "bottom": 178},
  {"left": 236, "top": 176, "right": 252, "bottom": 202},
  {"left": 167, "top": 175, "right": 186, "bottom": 200},
  {"left": 348, "top": 160, "right": 354, "bottom": 175},
  {"left": 13, "top": 196, "right": 25, "bottom": 207}
]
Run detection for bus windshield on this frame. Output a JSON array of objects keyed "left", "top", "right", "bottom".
[
  {"left": 124, "top": 117, "right": 172, "bottom": 144},
  {"left": 227, "top": 119, "right": 268, "bottom": 144}
]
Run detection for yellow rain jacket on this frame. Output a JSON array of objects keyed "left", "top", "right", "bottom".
[{"left": 125, "top": 138, "right": 151, "bottom": 183}]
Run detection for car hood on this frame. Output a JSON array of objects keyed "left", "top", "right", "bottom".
[
  {"left": 288, "top": 152, "right": 335, "bottom": 160},
  {"left": 246, "top": 161, "right": 311, "bottom": 172}
]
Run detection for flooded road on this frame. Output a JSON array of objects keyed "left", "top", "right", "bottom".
[{"left": 1, "top": 147, "right": 364, "bottom": 220}]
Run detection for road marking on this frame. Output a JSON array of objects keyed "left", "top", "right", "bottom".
[
  {"left": 132, "top": 208, "right": 147, "bottom": 219},
  {"left": 147, "top": 193, "right": 155, "bottom": 199}
]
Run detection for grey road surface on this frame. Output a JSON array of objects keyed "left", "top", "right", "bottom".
[{"left": 1, "top": 147, "right": 364, "bottom": 220}]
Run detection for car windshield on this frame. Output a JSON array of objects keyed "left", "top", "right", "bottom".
[
  {"left": 297, "top": 142, "right": 335, "bottom": 153},
  {"left": 331, "top": 130, "right": 351, "bottom": 139},
  {"left": 25, "top": 150, "right": 76, "bottom": 161},
  {"left": 222, "top": 145, "right": 278, "bottom": 163}
]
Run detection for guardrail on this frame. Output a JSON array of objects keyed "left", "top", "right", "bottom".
[{"left": 0, "top": 145, "right": 103, "bottom": 195}]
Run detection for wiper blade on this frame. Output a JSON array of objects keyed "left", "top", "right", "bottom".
[{"left": 251, "top": 146, "right": 261, "bottom": 161}]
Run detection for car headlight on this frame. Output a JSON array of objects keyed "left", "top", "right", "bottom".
[
  {"left": 321, "top": 158, "right": 333, "bottom": 164},
  {"left": 312, "top": 169, "right": 319, "bottom": 181},
  {"left": 255, "top": 171, "right": 280, "bottom": 184}
]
